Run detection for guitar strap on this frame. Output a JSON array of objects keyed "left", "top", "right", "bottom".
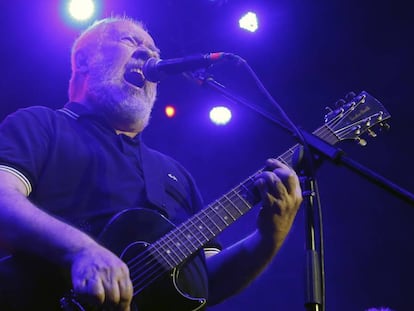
[{"left": 140, "top": 142, "right": 173, "bottom": 218}]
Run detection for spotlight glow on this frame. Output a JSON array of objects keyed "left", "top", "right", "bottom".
[
  {"left": 68, "top": 0, "right": 95, "bottom": 21},
  {"left": 209, "top": 106, "right": 232, "bottom": 125},
  {"left": 239, "top": 12, "right": 259, "bottom": 32},
  {"left": 165, "top": 105, "right": 176, "bottom": 118}
]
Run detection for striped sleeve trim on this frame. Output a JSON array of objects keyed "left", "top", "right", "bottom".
[{"left": 0, "top": 165, "right": 32, "bottom": 196}]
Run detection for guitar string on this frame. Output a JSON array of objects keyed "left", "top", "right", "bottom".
[
  {"left": 127, "top": 127, "right": 339, "bottom": 292},
  {"left": 126, "top": 180, "right": 258, "bottom": 291},
  {"left": 127, "top": 153, "right": 303, "bottom": 292},
  {"left": 128, "top": 188, "right": 254, "bottom": 294},
  {"left": 123, "top": 115, "right": 349, "bottom": 295}
]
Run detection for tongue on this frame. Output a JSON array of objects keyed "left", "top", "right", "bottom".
[{"left": 124, "top": 71, "right": 145, "bottom": 88}]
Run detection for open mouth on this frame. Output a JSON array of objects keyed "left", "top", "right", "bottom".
[{"left": 124, "top": 68, "right": 145, "bottom": 88}]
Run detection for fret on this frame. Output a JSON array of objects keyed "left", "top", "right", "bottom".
[
  {"left": 165, "top": 229, "right": 189, "bottom": 258},
  {"left": 216, "top": 201, "right": 237, "bottom": 225},
  {"left": 148, "top": 243, "right": 176, "bottom": 270},
  {"left": 228, "top": 189, "right": 252, "bottom": 216},
  {"left": 163, "top": 225, "right": 198, "bottom": 260},
  {"left": 233, "top": 190, "right": 252, "bottom": 213},
  {"left": 207, "top": 203, "right": 233, "bottom": 233},
  {"left": 153, "top": 236, "right": 186, "bottom": 268},
  {"left": 320, "top": 124, "right": 339, "bottom": 144},
  {"left": 156, "top": 236, "right": 181, "bottom": 267},
  {"left": 194, "top": 213, "right": 217, "bottom": 237},
  {"left": 239, "top": 180, "right": 256, "bottom": 205},
  {"left": 187, "top": 217, "right": 210, "bottom": 241},
  {"left": 278, "top": 148, "right": 295, "bottom": 166},
  {"left": 238, "top": 178, "right": 256, "bottom": 202},
  {"left": 180, "top": 222, "right": 203, "bottom": 248},
  {"left": 202, "top": 206, "right": 227, "bottom": 230},
  {"left": 215, "top": 199, "right": 237, "bottom": 221},
  {"left": 278, "top": 155, "right": 292, "bottom": 167},
  {"left": 223, "top": 193, "right": 244, "bottom": 215}
]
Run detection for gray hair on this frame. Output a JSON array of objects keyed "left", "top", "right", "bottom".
[{"left": 68, "top": 16, "right": 146, "bottom": 99}]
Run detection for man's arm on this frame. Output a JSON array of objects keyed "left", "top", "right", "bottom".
[
  {"left": 205, "top": 159, "right": 302, "bottom": 305},
  {"left": 0, "top": 170, "right": 133, "bottom": 310}
]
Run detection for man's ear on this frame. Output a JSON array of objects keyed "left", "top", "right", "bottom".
[{"left": 74, "top": 50, "right": 89, "bottom": 74}]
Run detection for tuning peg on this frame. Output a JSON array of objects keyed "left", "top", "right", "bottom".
[
  {"left": 367, "top": 129, "right": 377, "bottom": 137},
  {"left": 324, "top": 106, "right": 333, "bottom": 113},
  {"left": 334, "top": 99, "right": 346, "bottom": 108},
  {"left": 376, "top": 111, "right": 384, "bottom": 121},
  {"left": 380, "top": 122, "right": 391, "bottom": 130},
  {"left": 345, "top": 91, "right": 357, "bottom": 102},
  {"left": 353, "top": 125, "right": 362, "bottom": 135},
  {"left": 356, "top": 137, "right": 367, "bottom": 146}
]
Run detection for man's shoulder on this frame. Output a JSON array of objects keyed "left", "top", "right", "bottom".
[
  {"left": 7, "top": 105, "right": 60, "bottom": 120},
  {"left": 14, "top": 105, "right": 56, "bottom": 113},
  {"left": 1, "top": 105, "right": 62, "bottom": 128}
]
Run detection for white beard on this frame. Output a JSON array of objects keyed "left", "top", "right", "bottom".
[{"left": 85, "top": 67, "right": 157, "bottom": 132}]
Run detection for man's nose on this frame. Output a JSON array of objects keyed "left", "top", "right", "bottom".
[{"left": 131, "top": 49, "right": 154, "bottom": 61}]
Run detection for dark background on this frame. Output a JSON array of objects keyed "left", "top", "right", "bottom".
[{"left": 0, "top": 1, "right": 413, "bottom": 310}]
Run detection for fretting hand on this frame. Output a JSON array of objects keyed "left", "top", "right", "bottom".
[{"left": 254, "top": 158, "right": 303, "bottom": 244}]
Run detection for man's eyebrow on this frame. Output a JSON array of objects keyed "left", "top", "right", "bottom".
[{"left": 120, "top": 31, "right": 161, "bottom": 55}]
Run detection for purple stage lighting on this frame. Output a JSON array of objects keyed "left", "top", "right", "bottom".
[
  {"left": 67, "top": 0, "right": 96, "bottom": 21},
  {"left": 209, "top": 106, "right": 232, "bottom": 126},
  {"left": 239, "top": 12, "right": 259, "bottom": 32}
]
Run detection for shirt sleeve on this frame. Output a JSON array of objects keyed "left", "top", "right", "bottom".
[{"left": 0, "top": 107, "right": 53, "bottom": 195}]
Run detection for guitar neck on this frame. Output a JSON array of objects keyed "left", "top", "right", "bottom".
[{"left": 150, "top": 124, "right": 339, "bottom": 269}]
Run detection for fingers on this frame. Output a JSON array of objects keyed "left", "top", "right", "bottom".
[
  {"left": 255, "top": 159, "right": 297, "bottom": 192},
  {"left": 71, "top": 246, "right": 133, "bottom": 310},
  {"left": 265, "top": 159, "right": 298, "bottom": 193},
  {"left": 255, "top": 159, "right": 303, "bottom": 241},
  {"left": 254, "top": 158, "right": 302, "bottom": 209},
  {"left": 76, "top": 277, "right": 104, "bottom": 305},
  {"left": 255, "top": 173, "right": 284, "bottom": 208},
  {"left": 117, "top": 267, "right": 134, "bottom": 311}
]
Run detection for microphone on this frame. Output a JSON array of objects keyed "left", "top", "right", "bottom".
[{"left": 142, "top": 52, "right": 234, "bottom": 82}]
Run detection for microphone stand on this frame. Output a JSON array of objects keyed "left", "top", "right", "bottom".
[
  {"left": 190, "top": 72, "right": 414, "bottom": 206},
  {"left": 188, "top": 70, "right": 414, "bottom": 311}
]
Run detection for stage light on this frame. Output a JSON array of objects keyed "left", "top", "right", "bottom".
[
  {"left": 239, "top": 12, "right": 259, "bottom": 32},
  {"left": 165, "top": 105, "right": 176, "bottom": 118},
  {"left": 67, "top": 0, "right": 96, "bottom": 22},
  {"left": 209, "top": 106, "right": 232, "bottom": 125}
]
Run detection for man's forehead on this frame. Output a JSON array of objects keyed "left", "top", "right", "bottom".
[
  {"left": 74, "top": 18, "right": 160, "bottom": 56},
  {"left": 106, "top": 21, "right": 151, "bottom": 38}
]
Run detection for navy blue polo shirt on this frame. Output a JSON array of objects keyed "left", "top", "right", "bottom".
[{"left": 0, "top": 102, "right": 220, "bottom": 306}]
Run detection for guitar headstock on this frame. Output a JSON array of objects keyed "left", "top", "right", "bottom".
[{"left": 324, "top": 91, "right": 391, "bottom": 146}]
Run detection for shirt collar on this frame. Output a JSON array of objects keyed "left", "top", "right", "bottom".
[
  {"left": 62, "top": 102, "right": 95, "bottom": 118},
  {"left": 60, "top": 102, "right": 142, "bottom": 143}
]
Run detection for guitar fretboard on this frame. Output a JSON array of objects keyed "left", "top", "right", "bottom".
[
  {"left": 145, "top": 91, "right": 391, "bottom": 269},
  {"left": 150, "top": 123, "right": 340, "bottom": 269}
]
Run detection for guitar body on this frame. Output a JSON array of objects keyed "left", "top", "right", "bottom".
[
  {"left": 97, "top": 208, "right": 207, "bottom": 311},
  {"left": 0, "top": 208, "right": 207, "bottom": 311}
]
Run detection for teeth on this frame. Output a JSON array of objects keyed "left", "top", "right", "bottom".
[
  {"left": 130, "top": 68, "right": 143, "bottom": 75},
  {"left": 124, "top": 67, "right": 145, "bottom": 88}
]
